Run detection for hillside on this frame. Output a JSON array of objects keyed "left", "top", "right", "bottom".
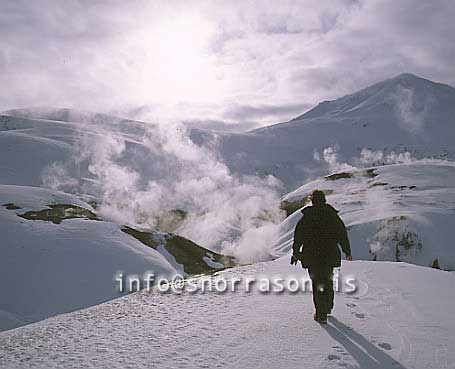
[
  {"left": 4, "top": 74, "right": 455, "bottom": 192},
  {"left": 1, "top": 258, "right": 454, "bottom": 369},
  {"left": 272, "top": 161, "right": 455, "bottom": 270},
  {"left": 0, "top": 185, "right": 234, "bottom": 331},
  {"left": 194, "top": 74, "right": 455, "bottom": 188}
]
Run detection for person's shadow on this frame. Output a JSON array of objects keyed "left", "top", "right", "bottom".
[{"left": 323, "top": 317, "right": 408, "bottom": 369}]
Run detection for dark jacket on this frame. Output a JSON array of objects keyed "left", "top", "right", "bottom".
[{"left": 292, "top": 204, "right": 351, "bottom": 268}]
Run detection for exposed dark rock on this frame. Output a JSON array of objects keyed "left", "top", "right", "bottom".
[
  {"left": 2, "top": 203, "right": 22, "bottom": 210},
  {"left": 121, "top": 226, "right": 236, "bottom": 275},
  {"left": 18, "top": 204, "right": 100, "bottom": 224}
]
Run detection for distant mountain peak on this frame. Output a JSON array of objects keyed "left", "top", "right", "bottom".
[
  {"left": 391, "top": 72, "right": 421, "bottom": 81},
  {"left": 384, "top": 73, "right": 442, "bottom": 89},
  {"left": 292, "top": 73, "right": 455, "bottom": 121}
]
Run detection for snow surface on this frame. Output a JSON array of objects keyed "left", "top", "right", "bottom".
[
  {"left": 0, "top": 113, "right": 150, "bottom": 188},
  {"left": 272, "top": 162, "right": 455, "bottom": 269},
  {"left": 0, "top": 258, "right": 454, "bottom": 369},
  {"left": 0, "top": 184, "right": 236, "bottom": 331},
  {"left": 0, "top": 185, "right": 178, "bottom": 331}
]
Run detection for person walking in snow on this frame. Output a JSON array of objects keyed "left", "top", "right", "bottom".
[{"left": 291, "top": 190, "right": 352, "bottom": 324}]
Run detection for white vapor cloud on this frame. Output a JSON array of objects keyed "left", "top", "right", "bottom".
[
  {"left": 42, "top": 122, "right": 285, "bottom": 263},
  {"left": 359, "top": 149, "right": 414, "bottom": 166},
  {"left": 392, "top": 86, "right": 434, "bottom": 134},
  {"left": 314, "top": 146, "right": 357, "bottom": 174}
]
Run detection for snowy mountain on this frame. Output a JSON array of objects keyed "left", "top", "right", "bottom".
[
  {"left": 3, "top": 74, "right": 454, "bottom": 192},
  {"left": 0, "top": 111, "right": 153, "bottom": 188},
  {"left": 1, "top": 257, "right": 454, "bottom": 369},
  {"left": 272, "top": 161, "right": 455, "bottom": 270},
  {"left": 193, "top": 73, "right": 455, "bottom": 188}
]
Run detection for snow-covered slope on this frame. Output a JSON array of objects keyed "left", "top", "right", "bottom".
[
  {"left": 192, "top": 74, "right": 455, "bottom": 188},
  {"left": 0, "top": 112, "right": 152, "bottom": 188},
  {"left": 3, "top": 74, "right": 454, "bottom": 192},
  {"left": 272, "top": 161, "right": 455, "bottom": 270},
  {"left": 0, "top": 257, "right": 454, "bottom": 369},
  {"left": 3, "top": 107, "right": 139, "bottom": 126},
  {"left": 0, "top": 185, "right": 176, "bottom": 331},
  {"left": 0, "top": 185, "right": 233, "bottom": 331}
]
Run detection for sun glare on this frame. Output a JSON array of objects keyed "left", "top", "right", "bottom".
[{"left": 144, "top": 14, "right": 219, "bottom": 103}]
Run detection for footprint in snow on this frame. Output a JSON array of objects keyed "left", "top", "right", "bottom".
[
  {"left": 327, "top": 354, "right": 340, "bottom": 361},
  {"left": 346, "top": 303, "right": 357, "bottom": 308},
  {"left": 346, "top": 295, "right": 360, "bottom": 300},
  {"left": 378, "top": 342, "right": 392, "bottom": 350},
  {"left": 332, "top": 345, "right": 348, "bottom": 354},
  {"left": 354, "top": 313, "right": 365, "bottom": 319}
]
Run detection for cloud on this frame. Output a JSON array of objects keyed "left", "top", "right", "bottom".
[
  {"left": 0, "top": 0, "right": 454, "bottom": 128},
  {"left": 221, "top": 102, "right": 310, "bottom": 123},
  {"left": 120, "top": 101, "right": 310, "bottom": 130},
  {"left": 181, "top": 119, "right": 260, "bottom": 133}
]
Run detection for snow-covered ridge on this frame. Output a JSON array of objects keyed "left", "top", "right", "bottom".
[
  {"left": 1, "top": 257, "right": 454, "bottom": 369},
  {"left": 4, "top": 74, "right": 455, "bottom": 191},
  {"left": 3, "top": 107, "right": 144, "bottom": 127},
  {"left": 203, "top": 73, "right": 455, "bottom": 188},
  {"left": 272, "top": 161, "right": 455, "bottom": 270},
  {"left": 289, "top": 73, "right": 455, "bottom": 121},
  {"left": 0, "top": 185, "right": 234, "bottom": 331}
]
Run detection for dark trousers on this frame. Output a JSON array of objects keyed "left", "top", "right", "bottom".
[{"left": 308, "top": 267, "right": 334, "bottom": 318}]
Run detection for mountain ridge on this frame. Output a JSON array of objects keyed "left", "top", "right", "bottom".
[{"left": 289, "top": 73, "right": 455, "bottom": 122}]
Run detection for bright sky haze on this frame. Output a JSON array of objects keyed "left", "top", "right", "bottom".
[{"left": 1, "top": 0, "right": 454, "bottom": 129}]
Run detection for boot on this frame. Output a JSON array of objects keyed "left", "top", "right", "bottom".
[{"left": 314, "top": 312, "right": 327, "bottom": 324}]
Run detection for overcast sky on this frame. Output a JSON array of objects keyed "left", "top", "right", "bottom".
[{"left": 0, "top": 0, "right": 454, "bottom": 128}]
